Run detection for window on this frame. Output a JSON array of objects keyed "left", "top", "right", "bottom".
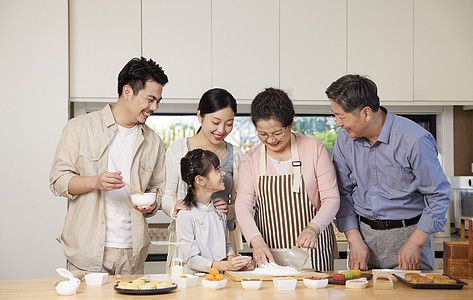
[{"left": 146, "top": 114, "right": 341, "bottom": 156}]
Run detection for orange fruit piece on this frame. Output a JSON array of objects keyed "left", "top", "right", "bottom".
[
  {"left": 206, "top": 274, "right": 214, "bottom": 280},
  {"left": 215, "top": 274, "right": 224, "bottom": 281},
  {"left": 210, "top": 268, "right": 219, "bottom": 276},
  {"left": 180, "top": 275, "right": 187, "bottom": 278}
]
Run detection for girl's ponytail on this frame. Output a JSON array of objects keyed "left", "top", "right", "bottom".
[{"left": 183, "top": 185, "right": 194, "bottom": 208}]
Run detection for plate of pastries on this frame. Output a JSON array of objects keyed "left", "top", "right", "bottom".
[
  {"left": 114, "top": 279, "right": 177, "bottom": 295},
  {"left": 393, "top": 273, "right": 468, "bottom": 289}
]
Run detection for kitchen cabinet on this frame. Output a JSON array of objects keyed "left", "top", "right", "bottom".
[
  {"left": 453, "top": 106, "right": 473, "bottom": 175},
  {"left": 347, "top": 0, "right": 414, "bottom": 102},
  {"left": 212, "top": 0, "right": 279, "bottom": 100},
  {"left": 414, "top": 0, "right": 473, "bottom": 101},
  {"left": 69, "top": 0, "right": 141, "bottom": 99},
  {"left": 280, "top": 0, "right": 346, "bottom": 101},
  {"left": 68, "top": 1, "right": 473, "bottom": 104},
  {"left": 142, "top": 0, "right": 211, "bottom": 100}
]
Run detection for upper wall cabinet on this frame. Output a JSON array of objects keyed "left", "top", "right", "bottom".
[
  {"left": 280, "top": 0, "right": 346, "bottom": 101},
  {"left": 69, "top": 0, "right": 141, "bottom": 99},
  {"left": 212, "top": 0, "right": 279, "bottom": 100},
  {"left": 142, "top": 0, "right": 211, "bottom": 100},
  {"left": 348, "top": 0, "right": 414, "bottom": 102},
  {"left": 414, "top": 0, "right": 473, "bottom": 101}
]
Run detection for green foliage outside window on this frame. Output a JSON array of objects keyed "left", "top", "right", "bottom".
[{"left": 147, "top": 115, "right": 341, "bottom": 156}]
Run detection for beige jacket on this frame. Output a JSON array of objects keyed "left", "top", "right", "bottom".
[{"left": 49, "top": 105, "right": 166, "bottom": 273}]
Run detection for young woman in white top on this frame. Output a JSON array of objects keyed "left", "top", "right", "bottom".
[
  {"left": 175, "top": 149, "right": 251, "bottom": 273},
  {"left": 161, "top": 88, "right": 243, "bottom": 270}
]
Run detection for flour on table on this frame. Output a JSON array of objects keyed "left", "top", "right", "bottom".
[{"left": 252, "top": 262, "right": 299, "bottom": 276}]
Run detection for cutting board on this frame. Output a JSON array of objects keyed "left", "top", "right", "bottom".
[{"left": 225, "top": 270, "right": 329, "bottom": 282}]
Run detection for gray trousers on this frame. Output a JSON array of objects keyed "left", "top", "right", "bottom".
[{"left": 356, "top": 221, "right": 435, "bottom": 270}]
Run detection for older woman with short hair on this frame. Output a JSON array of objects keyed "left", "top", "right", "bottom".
[{"left": 235, "top": 88, "right": 340, "bottom": 271}]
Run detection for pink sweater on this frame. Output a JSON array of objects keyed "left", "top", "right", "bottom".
[{"left": 235, "top": 133, "right": 340, "bottom": 246}]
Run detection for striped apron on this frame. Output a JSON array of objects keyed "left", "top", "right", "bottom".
[{"left": 255, "top": 133, "right": 335, "bottom": 271}]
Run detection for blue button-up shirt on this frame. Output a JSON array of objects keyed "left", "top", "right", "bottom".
[{"left": 333, "top": 108, "right": 451, "bottom": 234}]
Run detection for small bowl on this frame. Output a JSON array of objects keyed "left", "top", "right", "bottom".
[
  {"left": 241, "top": 278, "right": 262, "bottom": 290},
  {"left": 346, "top": 278, "right": 369, "bottom": 289},
  {"left": 130, "top": 193, "right": 156, "bottom": 207},
  {"left": 149, "top": 273, "right": 170, "bottom": 281},
  {"left": 85, "top": 273, "right": 108, "bottom": 285},
  {"left": 273, "top": 277, "right": 297, "bottom": 290},
  {"left": 201, "top": 279, "right": 227, "bottom": 290},
  {"left": 303, "top": 277, "right": 328, "bottom": 289},
  {"left": 172, "top": 274, "right": 198, "bottom": 288}
]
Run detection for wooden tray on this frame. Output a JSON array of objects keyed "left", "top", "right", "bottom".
[
  {"left": 328, "top": 273, "right": 373, "bottom": 285},
  {"left": 225, "top": 270, "right": 329, "bottom": 282},
  {"left": 114, "top": 283, "right": 178, "bottom": 295},
  {"left": 393, "top": 274, "right": 468, "bottom": 289}
]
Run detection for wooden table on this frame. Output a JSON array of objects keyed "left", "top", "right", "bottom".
[{"left": 1, "top": 272, "right": 471, "bottom": 299}]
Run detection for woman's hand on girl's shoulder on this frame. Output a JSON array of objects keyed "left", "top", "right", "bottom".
[
  {"left": 212, "top": 198, "right": 229, "bottom": 214},
  {"left": 173, "top": 199, "right": 190, "bottom": 218}
]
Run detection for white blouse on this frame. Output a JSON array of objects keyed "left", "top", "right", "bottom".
[{"left": 175, "top": 202, "right": 234, "bottom": 273}]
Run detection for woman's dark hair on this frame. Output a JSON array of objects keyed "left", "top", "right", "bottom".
[
  {"left": 198, "top": 88, "right": 237, "bottom": 116},
  {"left": 196, "top": 88, "right": 237, "bottom": 133},
  {"left": 180, "top": 149, "right": 220, "bottom": 207},
  {"left": 250, "top": 88, "right": 295, "bottom": 128},
  {"left": 117, "top": 57, "right": 168, "bottom": 97},
  {"left": 325, "top": 74, "right": 380, "bottom": 114}
]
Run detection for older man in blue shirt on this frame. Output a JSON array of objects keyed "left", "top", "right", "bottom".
[{"left": 326, "top": 74, "right": 451, "bottom": 270}]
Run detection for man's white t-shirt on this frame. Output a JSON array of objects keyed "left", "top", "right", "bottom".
[{"left": 104, "top": 124, "right": 137, "bottom": 248}]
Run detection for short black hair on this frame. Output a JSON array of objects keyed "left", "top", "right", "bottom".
[
  {"left": 325, "top": 74, "right": 380, "bottom": 113},
  {"left": 117, "top": 57, "right": 168, "bottom": 97},
  {"left": 250, "top": 88, "right": 295, "bottom": 128}
]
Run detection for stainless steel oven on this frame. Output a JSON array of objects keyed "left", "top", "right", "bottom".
[{"left": 452, "top": 176, "right": 473, "bottom": 230}]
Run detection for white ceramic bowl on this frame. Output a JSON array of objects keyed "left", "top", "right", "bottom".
[
  {"left": 149, "top": 273, "right": 170, "bottom": 281},
  {"left": 130, "top": 193, "right": 156, "bottom": 207},
  {"left": 303, "top": 277, "right": 328, "bottom": 289},
  {"left": 201, "top": 279, "right": 227, "bottom": 290},
  {"left": 172, "top": 274, "right": 198, "bottom": 288},
  {"left": 85, "top": 273, "right": 108, "bottom": 285},
  {"left": 273, "top": 277, "right": 297, "bottom": 290},
  {"left": 241, "top": 278, "right": 262, "bottom": 290}
]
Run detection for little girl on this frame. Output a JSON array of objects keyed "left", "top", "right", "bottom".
[{"left": 176, "top": 149, "right": 252, "bottom": 273}]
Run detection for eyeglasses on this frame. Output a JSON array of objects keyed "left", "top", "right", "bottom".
[{"left": 256, "top": 127, "right": 287, "bottom": 141}]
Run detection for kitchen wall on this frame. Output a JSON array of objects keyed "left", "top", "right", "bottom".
[
  {"left": 0, "top": 0, "right": 68, "bottom": 279},
  {"left": 0, "top": 0, "right": 469, "bottom": 280}
]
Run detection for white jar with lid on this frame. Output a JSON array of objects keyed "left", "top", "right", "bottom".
[{"left": 171, "top": 258, "right": 184, "bottom": 277}]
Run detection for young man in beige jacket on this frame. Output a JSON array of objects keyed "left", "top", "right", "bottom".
[{"left": 50, "top": 57, "right": 169, "bottom": 275}]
